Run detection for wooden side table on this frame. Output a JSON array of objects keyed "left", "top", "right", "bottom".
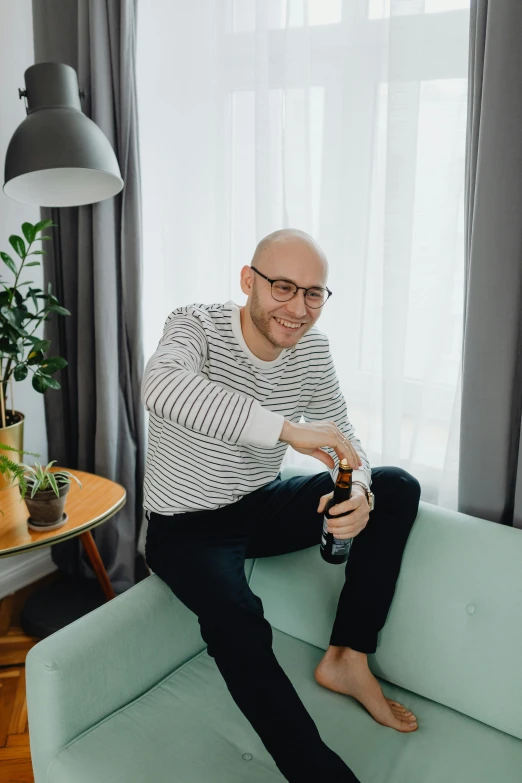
[{"left": 0, "top": 468, "right": 127, "bottom": 660}]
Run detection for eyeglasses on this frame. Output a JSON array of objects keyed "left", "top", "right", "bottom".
[{"left": 250, "top": 266, "right": 332, "bottom": 309}]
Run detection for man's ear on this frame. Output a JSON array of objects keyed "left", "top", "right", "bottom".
[{"left": 239, "top": 265, "right": 254, "bottom": 297}]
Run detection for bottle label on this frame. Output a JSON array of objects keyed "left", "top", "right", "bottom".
[{"left": 322, "top": 516, "right": 353, "bottom": 557}]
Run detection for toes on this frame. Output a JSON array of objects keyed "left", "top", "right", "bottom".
[
  {"left": 391, "top": 706, "right": 417, "bottom": 723},
  {"left": 387, "top": 699, "right": 418, "bottom": 730},
  {"left": 388, "top": 700, "right": 414, "bottom": 718},
  {"left": 389, "top": 702, "right": 408, "bottom": 714}
]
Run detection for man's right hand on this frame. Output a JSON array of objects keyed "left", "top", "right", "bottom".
[{"left": 278, "top": 420, "right": 363, "bottom": 470}]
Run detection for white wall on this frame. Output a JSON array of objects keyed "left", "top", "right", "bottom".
[{"left": 0, "top": 0, "right": 56, "bottom": 598}]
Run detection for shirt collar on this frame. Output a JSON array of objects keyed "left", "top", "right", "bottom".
[{"left": 226, "top": 300, "right": 289, "bottom": 370}]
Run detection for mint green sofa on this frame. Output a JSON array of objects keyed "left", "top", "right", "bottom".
[{"left": 26, "top": 465, "right": 522, "bottom": 782}]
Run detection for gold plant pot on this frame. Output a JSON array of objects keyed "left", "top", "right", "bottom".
[{"left": 0, "top": 411, "right": 25, "bottom": 491}]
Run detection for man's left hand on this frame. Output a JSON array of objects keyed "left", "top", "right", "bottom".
[{"left": 317, "top": 485, "right": 370, "bottom": 539}]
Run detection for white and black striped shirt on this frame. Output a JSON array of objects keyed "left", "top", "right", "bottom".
[{"left": 141, "top": 301, "right": 371, "bottom": 515}]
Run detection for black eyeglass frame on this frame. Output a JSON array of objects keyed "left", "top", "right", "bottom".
[{"left": 250, "top": 265, "right": 332, "bottom": 309}]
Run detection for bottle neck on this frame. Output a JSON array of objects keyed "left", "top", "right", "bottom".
[
  {"left": 333, "top": 486, "right": 352, "bottom": 503},
  {"left": 336, "top": 468, "right": 352, "bottom": 489}
]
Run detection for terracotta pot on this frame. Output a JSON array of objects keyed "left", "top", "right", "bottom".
[{"left": 24, "top": 481, "right": 70, "bottom": 530}]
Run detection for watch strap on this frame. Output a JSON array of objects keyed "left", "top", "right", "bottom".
[{"left": 352, "top": 480, "right": 374, "bottom": 510}]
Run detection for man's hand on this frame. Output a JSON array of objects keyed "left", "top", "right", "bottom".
[
  {"left": 317, "top": 485, "right": 370, "bottom": 539},
  {"left": 279, "top": 419, "right": 363, "bottom": 470}
]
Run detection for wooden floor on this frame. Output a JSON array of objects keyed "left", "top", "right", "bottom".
[
  {"left": 0, "top": 571, "right": 61, "bottom": 783},
  {"left": 0, "top": 657, "right": 33, "bottom": 782}
]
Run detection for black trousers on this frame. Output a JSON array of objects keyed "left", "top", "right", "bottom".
[{"left": 145, "top": 466, "right": 421, "bottom": 783}]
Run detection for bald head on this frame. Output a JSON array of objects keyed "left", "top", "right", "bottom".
[
  {"left": 250, "top": 228, "right": 328, "bottom": 285},
  {"left": 238, "top": 228, "right": 329, "bottom": 358}
]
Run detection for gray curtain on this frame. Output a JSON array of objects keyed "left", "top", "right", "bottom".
[
  {"left": 32, "top": 0, "right": 147, "bottom": 593},
  {"left": 461, "top": 0, "right": 522, "bottom": 529}
]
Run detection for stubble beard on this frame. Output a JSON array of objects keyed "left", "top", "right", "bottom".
[{"left": 249, "top": 285, "right": 310, "bottom": 349}]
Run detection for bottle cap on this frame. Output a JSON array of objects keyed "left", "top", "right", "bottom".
[{"left": 340, "top": 458, "right": 352, "bottom": 470}]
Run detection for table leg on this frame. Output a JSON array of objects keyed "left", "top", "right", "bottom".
[{"left": 79, "top": 530, "right": 116, "bottom": 601}]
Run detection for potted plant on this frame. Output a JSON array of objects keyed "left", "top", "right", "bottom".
[
  {"left": 0, "top": 442, "right": 40, "bottom": 515},
  {"left": 19, "top": 458, "right": 82, "bottom": 531},
  {"left": 0, "top": 443, "right": 82, "bottom": 529},
  {"left": 0, "top": 218, "right": 70, "bottom": 487}
]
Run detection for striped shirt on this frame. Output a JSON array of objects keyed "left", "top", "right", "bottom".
[{"left": 141, "top": 301, "right": 371, "bottom": 515}]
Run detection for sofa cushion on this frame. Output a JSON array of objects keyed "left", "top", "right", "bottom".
[{"left": 46, "top": 626, "right": 522, "bottom": 783}]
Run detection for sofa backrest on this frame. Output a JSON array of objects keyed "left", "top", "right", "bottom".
[{"left": 246, "top": 465, "right": 522, "bottom": 741}]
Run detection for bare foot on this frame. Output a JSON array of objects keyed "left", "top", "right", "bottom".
[{"left": 314, "top": 650, "right": 418, "bottom": 733}]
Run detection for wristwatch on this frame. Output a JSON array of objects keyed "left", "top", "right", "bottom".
[{"left": 352, "top": 481, "right": 375, "bottom": 512}]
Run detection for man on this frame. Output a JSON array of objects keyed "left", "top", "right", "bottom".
[{"left": 141, "top": 228, "right": 421, "bottom": 783}]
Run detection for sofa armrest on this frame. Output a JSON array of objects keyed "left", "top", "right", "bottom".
[{"left": 26, "top": 574, "right": 206, "bottom": 783}]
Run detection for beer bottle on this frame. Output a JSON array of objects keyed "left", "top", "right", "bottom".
[{"left": 320, "top": 458, "right": 354, "bottom": 564}]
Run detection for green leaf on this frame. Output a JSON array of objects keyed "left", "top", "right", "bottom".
[
  {"left": 34, "top": 219, "right": 56, "bottom": 234},
  {"left": 47, "top": 471, "right": 60, "bottom": 496},
  {"left": 37, "top": 236, "right": 52, "bottom": 241},
  {"left": 32, "top": 374, "right": 48, "bottom": 394},
  {"left": 43, "top": 377, "right": 60, "bottom": 389},
  {"left": 27, "top": 349, "right": 44, "bottom": 366},
  {"left": 30, "top": 373, "right": 60, "bottom": 393},
  {"left": 9, "top": 235, "right": 26, "bottom": 259},
  {"left": 47, "top": 304, "right": 71, "bottom": 316},
  {"left": 0, "top": 337, "right": 18, "bottom": 353},
  {"left": 32, "top": 339, "right": 51, "bottom": 353},
  {"left": 0, "top": 252, "right": 17, "bottom": 276},
  {"left": 13, "top": 364, "right": 28, "bottom": 381},
  {"left": 27, "top": 251, "right": 45, "bottom": 255},
  {"left": 24, "top": 262, "right": 40, "bottom": 267},
  {"left": 0, "top": 443, "right": 25, "bottom": 455},
  {"left": 28, "top": 290, "right": 38, "bottom": 311},
  {"left": 22, "top": 222, "right": 36, "bottom": 244},
  {"left": 5, "top": 306, "right": 28, "bottom": 328},
  {"left": 1, "top": 306, "right": 19, "bottom": 327},
  {"left": 6, "top": 324, "right": 24, "bottom": 341},
  {"left": 40, "top": 357, "right": 68, "bottom": 375}
]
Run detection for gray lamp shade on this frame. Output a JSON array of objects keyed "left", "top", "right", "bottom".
[{"left": 3, "top": 62, "right": 123, "bottom": 207}]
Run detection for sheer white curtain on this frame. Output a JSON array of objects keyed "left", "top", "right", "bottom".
[{"left": 136, "top": 0, "right": 470, "bottom": 510}]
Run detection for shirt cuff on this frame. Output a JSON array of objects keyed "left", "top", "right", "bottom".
[
  {"left": 238, "top": 402, "right": 285, "bottom": 448},
  {"left": 351, "top": 469, "right": 371, "bottom": 491}
]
